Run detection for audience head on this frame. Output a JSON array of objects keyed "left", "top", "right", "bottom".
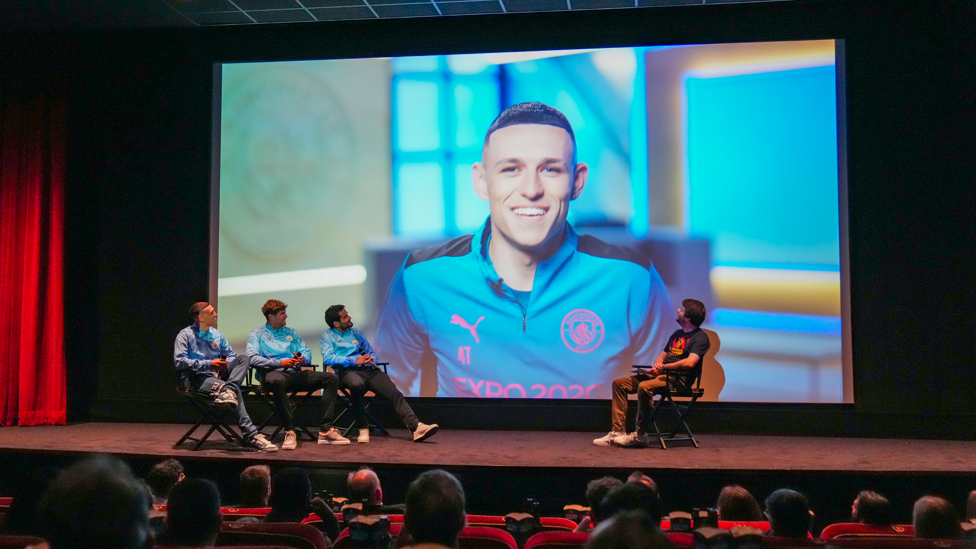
[
  {"left": 598, "top": 482, "right": 663, "bottom": 525},
  {"left": 586, "top": 477, "right": 624, "bottom": 524},
  {"left": 966, "top": 490, "right": 976, "bottom": 522},
  {"left": 240, "top": 465, "right": 272, "bottom": 507},
  {"left": 626, "top": 472, "right": 659, "bottom": 498},
  {"left": 585, "top": 510, "right": 672, "bottom": 549},
  {"left": 348, "top": 467, "right": 383, "bottom": 506},
  {"left": 403, "top": 470, "right": 466, "bottom": 548},
  {"left": 2, "top": 466, "right": 59, "bottom": 536},
  {"left": 39, "top": 455, "right": 151, "bottom": 549},
  {"left": 764, "top": 489, "right": 812, "bottom": 538},
  {"left": 716, "top": 485, "right": 763, "bottom": 522},
  {"left": 165, "top": 478, "right": 222, "bottom": 547},
  {"left": 269, "top": 467, "right": 313, "bottom": 519},
  {"left": 851, "top": 490, "right": 893, "bottom": 526},
  {"left": 913, "top": 496, "right": 962, "bottom": 539},
  {"left": 146, "top": 459, "right": 184, "bottom": 502}
]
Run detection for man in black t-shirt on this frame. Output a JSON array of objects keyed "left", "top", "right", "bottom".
[{"left": 593, "top": 299, "right": 710, "bottom": 448}]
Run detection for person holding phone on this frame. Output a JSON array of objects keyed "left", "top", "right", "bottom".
[
  {"left": 246, "top": 299, "right": 349, "bottom": 450},
  {"left": 173, "top": 302, "right": 278, "bottom": 452}
]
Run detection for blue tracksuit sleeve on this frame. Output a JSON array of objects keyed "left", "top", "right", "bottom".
[
  {"left": 219, "top": 334, "right": 237, "bottom": 362},
  {"left": 374, "top": 266, "right": 430, "bottom": 395},
  {"left": 246, "top": 330, "right": 280, "bottom": 369},
  {"left": 319, "top": 331, "right": 358, "bottom": 368},
  {"left": 296, "top": 336, "right": 312, "bottom": 365},
  {"left": 358, "top": 331, "right": 377, "bottom": 359},
  {"left": 173, "top": 330, "right": 209, "bottom": 373}
]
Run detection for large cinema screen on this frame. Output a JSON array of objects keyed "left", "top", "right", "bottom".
[{"left": 212, "top": 39, "right": 851, "bottom": 403}]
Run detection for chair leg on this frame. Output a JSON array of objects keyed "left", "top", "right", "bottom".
[{"left": 175, "top": 415, "right": 208, "bottom": 447}]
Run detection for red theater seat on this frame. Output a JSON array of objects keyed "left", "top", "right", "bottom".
[
  {"left": 826, "top": 538, "right": 973, "bottom": 549},
  {"left": 0, "top": 535, "right": 45, "bottom": 549},
  {"left": 223, "top": 507, "right": 273, "bottom": 518},
  {"left": 458, "top": 526, "right": 520, "bottom": 549},
  {"left": 464, "top": 515, "right": 578, "bottom": 532},
  {"left": 718, "top": 520, "right": 770, "bottom": 531},
  {"left": 219, "top": 521, "right": 329, "bottom": 549},
  {"left": 524, "top": 531, "right": 589, "bottom": 549},
  {"left": 820, "top": 523, "right": 915, "bottom": 539},
  {"left": 666, "top": 533, "right": 695, "bottom": 549},
  {"left": 159, "top": 546, "right": 297, "bottom": 549}
]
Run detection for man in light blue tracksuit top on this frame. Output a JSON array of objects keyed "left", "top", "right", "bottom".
[
  {"left": 375, "top": 102, "right": 673, "bottom": 399},
  {"left": 173, "top": 302, "right": 277, "bottom": 451}
]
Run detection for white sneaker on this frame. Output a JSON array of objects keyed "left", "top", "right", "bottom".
[
  {"left": 357, "top": 428, "right": 370, "bottom": 443},
  {"left": 593, "top": 431, "right": 624, "bottom": 446},
  {"left": 413, "top": 422, "right": 439, "bottom": 442},
  {"left": 611, "top": 432, "right": 649, "bottom": 448},
  {"left": 282, "top": 430, "right": 297, "bottom": 450},
  {"left": 246, "top": 433, "right": 278, "bottom": 452},
  {"left": 318, "top": 428, "right": 351, "bottom": 445}
]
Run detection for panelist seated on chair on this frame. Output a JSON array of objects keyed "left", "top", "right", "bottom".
[
  {"left": 246, "top": 299, "right": 349, "bottom": 450},
  {"left": 319, "top": 304, "right": 439, "bottom": 443},
  {"left": 592, "top": 299, "right": 709, "bottom": 449},
  {"left": 173, "top": 302, "right": 278, "bottom": 452}
]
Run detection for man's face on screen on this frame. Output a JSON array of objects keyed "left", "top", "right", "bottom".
[{"left": 474, "top": 124, "right": 587, "bottom": 252}]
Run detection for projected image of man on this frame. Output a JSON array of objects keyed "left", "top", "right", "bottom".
[{"left": 376, "top": 102, "right": 672, "bottom": 398}]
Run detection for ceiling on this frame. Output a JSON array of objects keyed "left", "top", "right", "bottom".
[{"left": 0, "top": 0, "right": 794, "bottom": 29}]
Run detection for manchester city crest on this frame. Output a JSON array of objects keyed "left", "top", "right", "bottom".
[{"left": 560, "top": 309, "right": 605, "bottom": 353}]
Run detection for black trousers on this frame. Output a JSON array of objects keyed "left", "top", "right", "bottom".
[
  {"left": 338, "top": 366, "right": 418, "bottom": 431},
  {"left": 263, "top": 369, "right": 339, "bottom": 432}
]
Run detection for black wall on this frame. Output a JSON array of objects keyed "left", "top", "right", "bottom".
[{"left": 5, "top": 0, "right": 974, "bottom": 437}]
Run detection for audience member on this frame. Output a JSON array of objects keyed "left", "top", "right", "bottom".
[
  {"left": 764, "top": 489, "right": 812, "bottom": 538},
  {"left": 160, "top": 479, "right": 222, "bottom": 547},
  {"left": 39, "top": 455, "right": 152, "bottom": 549},
  {"left": 575, "top": 477, "right": 624, "bottom": 533},
  {"left": 1, "top": 467, "right": 59, "bottom": 537},
  {"left": 913, "top": 496, "right": 962, "bottom": 539},
  {"left": 965, "top": 490, "right": 976, "bottom": 523},
  {"left": 265, "top": 467, "right": 339, "bottom": 540},
  {"left": 627, "top": 472, "right": 659, "bottom": 498},
  {"left": 239, "top": 465, "right": 272, "bottom": 507},
  {"left": 585, "top": 510, "right": 673, "bottom": 549},
  {"left": 716, "top": 485, "right": 763, "bottom": 522},
  {"left": 598, "top": 482, "right": 663, "bottom": 525},
  {"left": 348, "top": 467, "right": 407, "bottom": 514},
  {"left": 851, "top": 490, "right": 894, "bottom": 527},
  {"left": 398, "top": 470, "right": 467, "bottom": 549},
  {"left": 146, "top": 459, "right": 185, "bottom": 506}
]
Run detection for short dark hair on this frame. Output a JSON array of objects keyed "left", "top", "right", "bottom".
[
  {"left": 404, "top": 470, "right": 466, "bottom": 548},
  {"left": 682, "top": 299, "right": 706, "bottom": 327},
  {"left": 262, "top": 299, "right": 288, "bottom": 321},
  {"left": 598, "top": 482, "right": 663, "bottom": 525},
  {"left": 325, "top": 304, "right": 346, "bottom": 329},
  {"left": 348, "top": 467, "right": 380, "bottom": 505},
  {"left": 40, "top": 456, "right": 151, "bottom": 549},
  {"left": 585, "top": 511, "right": 672, "bottom": 549},
  {"left": 913, "top": 496, "right": 962, "bottom": 539},
  {"left": 716, "top": 485, "right": 763, "bottom": 522},
  {"left": 189, "top": 302, "right": 209, "bottom": 320},
  {"left": 146, "top": 459, "right": 184, "bottom": 499},
  {"left": 269, "top": 468, "right": 312, "bottom": 519},
  {"left": 484, "top": 102, "right": 577, "bottom": 166},
  {"left": 626, "top": 472, "right": 659, "bottom": 498},
  {"left": 853, "top": 490, "right": 893, "bottom": 526},
  {"left": 240, "top": 465, "right": 271, "bottom": 507},
  {"left": 586, "top": 477, "right": 624, "bottom": 524},
  {"left": 165, "top": 478, "right": 222, "bottom": 547},
  {"left": 764, "top": 489, "right": 811, "bottom": 538}
]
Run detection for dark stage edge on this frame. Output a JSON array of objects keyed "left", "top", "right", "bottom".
[{"left": 1, "top": 423, "right": 975, "bottom": 474}]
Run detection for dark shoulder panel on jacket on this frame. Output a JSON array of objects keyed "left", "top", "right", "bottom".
[
  {"left": 405, "top": 235, "right": 475, "bottom": 269},
  {"left": 577, "top": 234, "right": 650, "bottom": 269}
]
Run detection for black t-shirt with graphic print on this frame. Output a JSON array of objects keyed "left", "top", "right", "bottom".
[{"left": 661, "top": 328, "right": 710, "bottom": 381}]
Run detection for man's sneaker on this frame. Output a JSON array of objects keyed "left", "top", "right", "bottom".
[
  {"left": 357, "top": 428, "right": 370, "bottom": 443},
  {"left": 282, "top": 430, "right": 297, "bottom": 450},
  {"left": 246, "top": 433, "right": 278, "bottom": 452},
  {"left": 611, "top": 432, "right": 649, "bottom": 448},
  {"left": 212, "top": 389, "right": 238, "bottom": 409},
  {"left": 593, "top": 431, "right": 625, "bottom": 446},
  {"left": 318, "top": 428, "right": 351, "bottom": 445},
  {"left": 412, "top": 422, "right": 439, "bottom": 442}
]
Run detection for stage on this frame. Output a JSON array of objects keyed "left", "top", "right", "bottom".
[{"left": 1, "top": 422, "right": 975, "bottom": 473}]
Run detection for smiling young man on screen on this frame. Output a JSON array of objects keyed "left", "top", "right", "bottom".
[{"left": 375, "top": 102, "right": 673, "bottom": 399}]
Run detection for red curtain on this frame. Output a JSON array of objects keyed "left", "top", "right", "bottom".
[{"left": 0, "top": 98, "right": 67, "bottom": 426}]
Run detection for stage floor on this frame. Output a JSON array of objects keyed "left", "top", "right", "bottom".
[{"left": 1, "top": 423, "right": 975, "bottom": 474}]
